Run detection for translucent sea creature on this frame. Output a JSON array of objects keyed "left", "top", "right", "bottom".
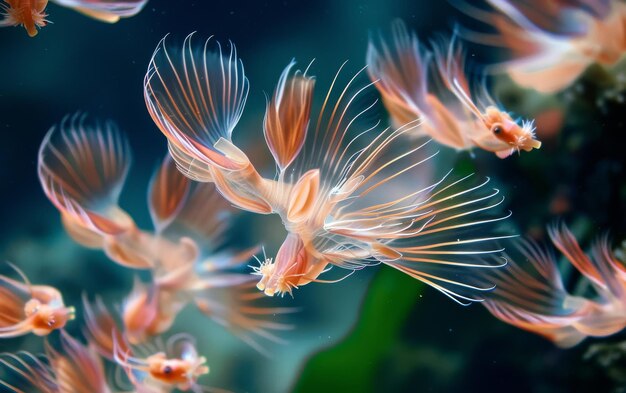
[
  {"left": 483, "top": 222, "right": 626, "bottom": 348},
  {"left": 44, "top": 330, "right": 114, "bottom": 393},
  {"left": 0, "top": 329, "right": 174, "bottom": 392},
  {"left": 366, "top": 21, "right": 541, "bottom": 158},
  {"left": 0, "top": 0, "right": 148, "bottom": 36},
  {"left": 83, "top": 297, "right": 214, "bottom": 393},
  {"left": 38, "top": 115, "right": 293, "bottom": 351},
  {"left": 144, "top": 34, "right": 514, "bottom": 304},
  {"left": 456, "top": 0, "right": 626, "bottom": 93},
  {"left": 0, "top": 263, "right": 75, "bottom": 338}
]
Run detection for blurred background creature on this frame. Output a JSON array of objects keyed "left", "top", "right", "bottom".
[
  {"left": 38, "top": 115, "right": 294, "bottom": 353},
  {"left": 0, "top": 263, "right": 75, "bottom": 339},
  {"left": 456, "top": 0, "right": 626, "bottom": 93},
  {"left": 367, "top": 21, "right": 541, "bottom": 158},
  {"left": 83, "top": 296, "right": 213, "bottom": 393},
  {"left": 483, "top": 222, "right": 626, "bottom": 348}
]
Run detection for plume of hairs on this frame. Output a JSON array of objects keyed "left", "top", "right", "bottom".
[{"left": 483, "top": 222, "right": 626, "bottom": 347}]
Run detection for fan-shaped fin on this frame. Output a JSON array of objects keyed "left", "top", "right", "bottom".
[{"left": 38, "top": 114, "right": 133, "bottom": 236}]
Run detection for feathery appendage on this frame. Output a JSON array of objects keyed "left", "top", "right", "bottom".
[
  {"left": 0, "top": 351, "right": 57, "bottom": 393},
  {"left": 148, "top": 155, "right": 192, "bottom": 233},
  {"left": 454, "top": 0, "right": 626, "bottom": 93},
  {"left": 51, "top": 0, "right": 148, "bottom": 22},
  {"left": 264, "top": 60, "right": 315, "bottom": 172},
  {"left": 44, "top": 330, "right": 111, "bottom": 393},
  {"left": 0, "top": 0, "right": 48, "bottom": 37},
  {"left": 145, "top": 33, "right": 251, "bottom": 173},
  {"left": 38, "top": 113, "right": 134, "bottom": 240},
  {"left": 366, "top": 20, "right": 430, "bottom": 129},
  {"left": 152, "top": 159, "right": 232, "bottom": 255},
  {"left": 194, "top": 279, "right": 297, "bottom": 356},
  {"left": 313, "top": 127, "right": 514, "bottom": 304},
  {"left": 483, "top": 223, "right": 626, "bottom": 347}
]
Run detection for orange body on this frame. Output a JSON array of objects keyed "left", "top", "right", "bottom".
[
  {"left": 147, "top": 353, "right": 208, "bottom": 387},
  {"left": 1, "top": 0, "right": 48, "bottom": 36}
]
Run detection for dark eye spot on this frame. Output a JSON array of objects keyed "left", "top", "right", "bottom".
[
  {"left": 493, "top": 126, "right": 503, "bottom": 135},
  {"left": 163, "top": 366, "right": 172, "bottom": 374}
]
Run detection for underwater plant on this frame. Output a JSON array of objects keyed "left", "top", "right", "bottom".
[
  {"left": 144, "top": 34, "right": 514, "bottom": 304},
  {"left": 0, "top": 0, "right": 148, "bottom": 36},
  {"left": 483, "top": 222, "right": 626, "bottom": 348},
  {"left": 37, "top": 114, "right": 293, "bottom": 352},
  {"left": 456, "top": 0, "right": 626, "bottom": 93},
  {"left": 366, "top": 21, "right": 541, "bottom": 158}
]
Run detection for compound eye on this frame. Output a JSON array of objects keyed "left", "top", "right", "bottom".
[
  {"left": 492, "top": 125, "right": 503, "bottom": 135},
  {"left": 163, "top": 365, "right": 173, "bottom": 375}
]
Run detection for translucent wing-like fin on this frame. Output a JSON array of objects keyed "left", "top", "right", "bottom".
[
  {"left": 320, "top": 132, "right": 511, "bottom": 304},
  {"left": 286, "top": 169, "right": 320, "bottom": 222},
  {"left": 45, "top": 331, "right": 110, "bottom": 393},
  {"left": 193, "top": 280, "right": 296, "bottom": 355},
  {"left": 0, "top": 266, "right": 32, "bottom": 330},
  {"left": 148, "top": 155, "right": 191, "bottom": 232},
  {"left": 264, "top": 61, "right": 315, "bottom": 171},
  {"left": 38, "top": 114, "right": 133, "bottom": 236},
  {"left": 208, "top": 165, "right": 273, "bottom": 214},
  {"left": 0, "top": 351, "right": 57, "bottom": 393},
  {"left": 82, "top": 294, "right": 129, "bottom": 361},
  {"left": 483, "top": 238, "right": 596, "bottom": 347},
  {"left": 506, "top": 57, "right": 590, "bottom": 94},
  {"left": 167, "top": 141, "right": 215, "bottom": 183},
  {"left": 121, "top": 278, "right": 161, "bottom": 344},
  {"left": 455, "top": 0, "right": 594, "bottom": 93},
  {"left": 0, "top": 286, "right": 26, "bottom": 329},
  {"left": 145, "top": 34, "right": 250, "bottom": 172},
  {"left": 160, "top": 181, "right": 233, "bottom": 254},
  {"left": 60, "top": 213, "right": 105, "bottom": 248},
  {"left": 366, "top": 20, "right": 429, "bottom": 127},
  {"left": 102, "top": 236, "right": 155, "bottom": 270},
  {"left": 51, "top": 0, "right": 148, "bottom": 22},
  {"left": 548, "top": 223, "right": 625, "bottom": 298},
  {"left": 423, "top": 94, "right": 467, "bottom": 148},
  {"left": 485, "top": 300, "right": 589, "bottom": 347},
  {"left": 429, "top": 34, "right": 484, "bottom": 120}
]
